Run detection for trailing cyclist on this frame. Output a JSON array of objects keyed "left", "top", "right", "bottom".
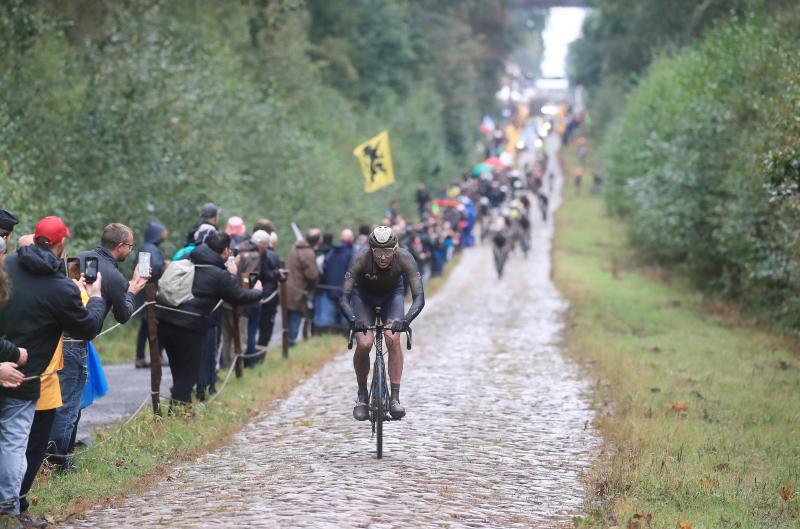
[{"left": 340, "top": 226, "right": 425, "bottom": 421}]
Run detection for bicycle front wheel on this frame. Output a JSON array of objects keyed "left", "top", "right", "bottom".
[{"left": 374, "top": 366, "right": 384, "bottom": 459}]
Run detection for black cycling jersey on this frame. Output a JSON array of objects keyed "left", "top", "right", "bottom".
[{"left": 340, "top": 247, "right": 425, "bottom": 324}]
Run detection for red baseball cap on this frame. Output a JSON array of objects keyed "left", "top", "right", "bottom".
[{"left": 34, "top": 216, "right": 71, "bottom": 246}]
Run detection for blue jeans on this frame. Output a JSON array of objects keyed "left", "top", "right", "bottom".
[
  {"left": 287, "top": 310, "right": 303, "bottom": 346},
  {"left": 196, "top": 326, "right": 218, "bottom": 398},
  {"left": 0, "top": 398, "right": 36, "bottom": 515},
  {"left": 49, "top": 341, "right": 88, "bottom": 456},
  {"left": 313, "top": 292, "right": 348, "bottom": 329},
  {"left": 244, "top": 305, "right": 262, "bottom": 368}
]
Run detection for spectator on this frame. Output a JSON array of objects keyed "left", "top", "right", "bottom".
[
  {"left": 49, "top": 223, "right": 148, "bottom": 467},
  {"left": 253, "top": 218, "right": 274, "bottom": 235},
  {"left": 156, "top": 232, "right": 263, "bottom": 406},
  {"left": 415, "top": 183, "right": 430, "bottom": 221},
  {"left": 353, "top": 224, "right": 370, "bottom": 254},
  {"left": 134, "top": 222, "right": 168, "bottom": 368},
  {"left": 317, "top": 233, "right": 334, "bottom": 267},
  {"left": 185, "top": 202, "right": 219, "bottom": 245},
  {"left": 257, "top": 231, "right": 282, "bottom": 352},
  {"left": 14, "top": 233, "right": 71, "bottom": 526},
  {"left": 225, "top": 216, "right": 248, "bottom": 248},
  {"left": 0, "top": 209, "right": 18, "bottom": 248},
  {"left": 313, "top": 229, "right": 354, "bottom": 335},
  {"left": 0, "top": 216, "right": 106, "bottom": 522},
  {"left": 385, "top": 199, "right": 399, "bottom": 222},
  {"left": 237, "top": 230, "right": 270, "bottom": 368},
  {"left": 285, "top": 229, "right": 320, "bottom": 346},
  {"left": 0, "top": 258, "right": 24, "bottom": 389}
]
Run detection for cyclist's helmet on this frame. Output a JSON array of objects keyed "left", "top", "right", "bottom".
[{"left": 368, "top": 225, "right": 398, "bottom": 249}]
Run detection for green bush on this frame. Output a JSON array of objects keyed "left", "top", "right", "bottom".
[{"left": 604, "top": 13, "right": 800, "bottom": 330}]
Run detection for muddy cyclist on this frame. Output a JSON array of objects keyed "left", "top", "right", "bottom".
[{"left": 340, "top": 226, "right": 425, "bottom": 421}]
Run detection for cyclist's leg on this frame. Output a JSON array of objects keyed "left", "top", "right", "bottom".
[
  {"left": 351, "top": 289, "right": 375, "bottom": 390},
  {"left": 382, "top": 283, "right": 406, "bottom": 386},
  {"left": 382, "top": 285, "right": 407, "bottom": 418}
]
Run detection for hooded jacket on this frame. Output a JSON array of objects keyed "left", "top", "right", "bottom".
[
  {"left": 285, "top": 240, "right": 318, "bottom": 311},
  {"left": 156, "top": 244, "right": 262, "bottom": 334},
  {"left": 136, "top": 221, "right": 167, "bottom": 281},
  {"left": 0, "top": 245, "right": 106, "bottom": 400}
]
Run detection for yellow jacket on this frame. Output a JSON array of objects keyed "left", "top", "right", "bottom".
[
  {"left": 37, "top": 291, "right": 88, "bottom": 411},
  {"left": 36, "top": 337, "right": 63, "bottom": 411}
]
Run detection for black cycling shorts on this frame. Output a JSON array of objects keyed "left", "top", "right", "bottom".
[{"left": 351, "top": 281, "right": 405, "bottom": 326}]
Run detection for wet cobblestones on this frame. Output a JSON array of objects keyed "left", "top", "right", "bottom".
[{"left": 67, "top": 145, "right": 598, "bottom": 528}]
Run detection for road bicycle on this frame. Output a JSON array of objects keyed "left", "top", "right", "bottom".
[{"left": 348, "top": 307, "right": 411, "bottom": 459}]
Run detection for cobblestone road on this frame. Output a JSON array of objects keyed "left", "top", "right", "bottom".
[{"left": 66, "top": 140, "right": 598, "bottom": 528}]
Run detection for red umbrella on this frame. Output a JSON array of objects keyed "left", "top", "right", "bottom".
[
  {"left": 433, "top": 198, "right": 460, "bottom": 208},
  {"left": 483, "top": 157, "right": 507, "bottom": 168}
]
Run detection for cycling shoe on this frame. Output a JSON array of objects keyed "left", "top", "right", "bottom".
[
  {"left": 353, "top": 392, "right": 369, "bottom": 421},
  {"left": 389, "top": 399, "right": 406, "bottom": 419}
]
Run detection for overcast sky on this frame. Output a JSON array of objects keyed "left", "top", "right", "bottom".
[{"left": 540, "top": 7, "right": 588, "bottom": 78}]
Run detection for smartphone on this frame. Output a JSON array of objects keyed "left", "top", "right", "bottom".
[
  {"left": 83, "top": 256, "right": 99, "bottom": 284},
  {"left": 66, "top": 257, "right": 81, "bottom": 280},
  {"left": 249, "top": 272, "right": 259, "bottom": 288},
  {"left": 138, "top": 252, "right": 151, "bottom": 279}
]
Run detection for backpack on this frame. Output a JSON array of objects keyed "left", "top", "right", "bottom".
[{"left": 156, "top": 260, "right": 211, "bottom": 307}]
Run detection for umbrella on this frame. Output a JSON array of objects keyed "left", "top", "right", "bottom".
[
  {"left": 433, "top": 198, "right": 461, "bottom": 208},
  {"left": 471, "top": 163, "right": 491, "bottom": 176},
  {"left": 483, "top": 157, "right": 506, "bottom": 169}
]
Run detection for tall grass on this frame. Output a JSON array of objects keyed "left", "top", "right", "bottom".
[{"left": 556, "top": 141, "right": 800, "bottom": 529}]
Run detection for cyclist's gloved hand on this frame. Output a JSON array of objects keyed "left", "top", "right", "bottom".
[
  {"left": 390, "top": 319, "right": 409, "bottom": 333},
  {"left": 352, "top": 319, "right": 368, "bottom": 335}
]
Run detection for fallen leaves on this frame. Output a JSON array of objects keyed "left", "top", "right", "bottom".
[
  {"left": 626, "top": 512, "right": 653, "bottom": 529},
  {"left": 671, "top": 401, "right": 689, "bottom": 412},
  {"left": 780, "top": 480, "right": 795, "bottom": 501},
  {"left": 699, "top": 476, "right": 718, "bottom": 490}
]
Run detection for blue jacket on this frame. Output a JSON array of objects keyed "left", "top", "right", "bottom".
[{"left": 321, "top": 243, "right": 353, "bottom": 300}]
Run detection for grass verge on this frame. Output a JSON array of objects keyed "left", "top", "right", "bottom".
[
  {"left": 554, "top": 141, "right": 800, "bottom": 529},
  {"left": 29, "top": 335, "right": 343, "bottom": 522}
]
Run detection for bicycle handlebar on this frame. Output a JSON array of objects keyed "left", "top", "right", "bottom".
[{"left": 347, "top": 326, "right": 413, "bottom": 351}]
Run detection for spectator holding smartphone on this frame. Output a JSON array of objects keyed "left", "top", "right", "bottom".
[
  {"left": 134, "top": 222, "right": 169, "bottom": 368},
  {"left": 49, "top": 223, "right": 148, "bottom": 468},
  {"left": 157, "top": 231, "right": 263, "bottom": 406},
  {"left": 0, "top": 216, "right": 106, "bottom": 523}
]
